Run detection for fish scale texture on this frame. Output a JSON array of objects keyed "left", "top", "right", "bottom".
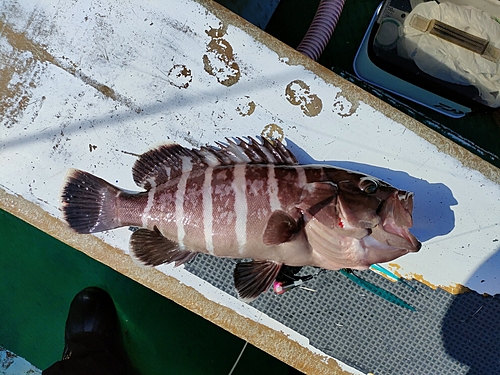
[{"left": 183, "top": 254, "right": 500, "bottom": 374}]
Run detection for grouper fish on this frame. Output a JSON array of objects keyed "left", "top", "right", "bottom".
[{"left": 61, "top": 137, "right": 421, "bottom": 301}]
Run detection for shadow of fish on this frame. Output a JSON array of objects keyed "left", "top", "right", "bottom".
[{"left": 61, "top": 137, "right": 421, "bottom": 302}]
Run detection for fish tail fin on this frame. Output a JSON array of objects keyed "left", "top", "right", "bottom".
[{"left": 61, "top": 169, "right": 122, "bottom": 234}]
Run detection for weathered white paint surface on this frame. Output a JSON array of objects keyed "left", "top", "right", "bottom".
[
  {"left": 0, "top": 0, "right": 499, "bottom": 372},
  {"left": 0, "top": 347, "right": 41, "bottom": 375}
]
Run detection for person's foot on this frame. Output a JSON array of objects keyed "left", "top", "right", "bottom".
[{"left": 62, "top": 287, "right": 121, "bottom": 360}]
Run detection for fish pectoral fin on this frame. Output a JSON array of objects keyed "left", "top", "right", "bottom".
[
  {"left": 130, "top": 227, "right": 197, "bottom": 267},
  {"left": 233, "top": 260, "right": 282, "bottom": 302},
  {"left": 263, "top": 210, "right": 302, "bottom": 246},
  {"left": 298, "top": 182, "right": 338, "bottom": 214}
]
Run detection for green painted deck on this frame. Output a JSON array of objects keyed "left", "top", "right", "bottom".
[{"left": 0, "top": 209, "right": 294, "bottom": 374}]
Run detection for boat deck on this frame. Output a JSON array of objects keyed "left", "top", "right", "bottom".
[{"left": 1, "top": 1, "right": 499, "bottom": 374}]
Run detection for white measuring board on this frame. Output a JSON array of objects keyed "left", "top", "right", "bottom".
[{"left": 1, "top": 0, "right": 498, "bottom": 373}]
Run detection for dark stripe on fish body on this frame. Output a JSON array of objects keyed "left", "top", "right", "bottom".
[
  {"left": 274, "top": 166, "right": 302, "bottom": 209},
  {"left": 117, "top": 191, "right": 149, "bottom": 227},
  {"left": 210, "top": 166, "right": 239, "bottom": 255},
  {"left": 245, "top": 165, "right": 272, "bottom": 232},
  {"left": 182, "top": 168, "right": 207, "bottom": 252},
  {"left": 145, "top": 179, "right": 180, "bottom": 242},
  {"left": 303, "top": 165, "right": 325, "bottom": 184}
]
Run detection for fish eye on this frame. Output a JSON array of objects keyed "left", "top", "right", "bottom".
[{"left": 359, "top": 178, "right": 378, "bottom": 194}]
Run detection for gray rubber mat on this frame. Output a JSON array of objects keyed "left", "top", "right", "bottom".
[{"left": 184, "top": 254, "right": 500, "bottom": 374}]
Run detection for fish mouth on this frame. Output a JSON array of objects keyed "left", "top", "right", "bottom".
[
  {"left": 372, "top": 190, "right": 421, "bottom": 252},
  {"left": 334, "top": 189, "right": 420, "bottom": 252}
]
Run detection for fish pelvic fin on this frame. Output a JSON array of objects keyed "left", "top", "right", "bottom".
[
  {"left": 130, "top": 227, "right": 197, "bottom": 267},
  {"left": 61, "top": 169, "right": 122, "bottom": 234},
  {"left": 263, "top": 210, "right": 303, "bottom": 246},
  {"left": 233, "top": 260, "right": 282, "bottom": 302}
]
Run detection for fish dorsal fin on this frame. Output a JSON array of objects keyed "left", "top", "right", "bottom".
[
  {"left": 132, "top": 137, "right": 298, "bottom": 189},
  {"left": 233, "top": 260, "right": 282, "bottom": 302}
]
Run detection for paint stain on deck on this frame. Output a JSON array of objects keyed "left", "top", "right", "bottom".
[
  {"left": 261, "top": 124, "right": 284, "bottom": 143},
  {"left": 235, "top": 96, "right": 255, "bottom": 116},
  {"left": 0, "top": 19, "right": 141, "bottom": 129},
  {"left": 333, "top": 92, "right": 359, "bottom": 118},
  {"left": 0, "top": 31, "right": 44, "bottom": 128},
  {"left": 388, "top": 263, "right": 474, "bottom": 295},
  {"left": 203, "top": 23, "right": 240, "bottom": 87},
  {"left": 167, "top": 64, "right": 192, "bottom": 89},
  {"left": 285, "top": 80, "right": 322, "bottom": 117}
]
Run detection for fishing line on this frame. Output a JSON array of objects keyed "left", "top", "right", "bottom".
[
  {"left": 227, "top": 311, "right": 263, "bottom": 375},
  {"left": 227, "top": 341, "right": 248, "bottom": 375}
]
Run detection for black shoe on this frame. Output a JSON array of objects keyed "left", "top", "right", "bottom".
[{"left": 62, "top": 287, "right": 121, "bottom": 360}]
